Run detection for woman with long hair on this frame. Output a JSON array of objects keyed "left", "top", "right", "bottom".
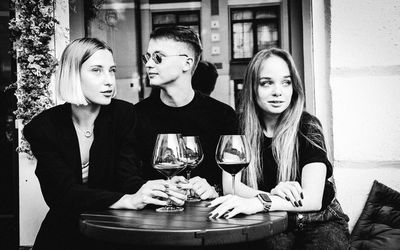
[
  {"left": 24, "top": 38, "right": 186, "bottom": 249},
  {"left": 209, "top": 48, "right": 349, "bottom": 249}
]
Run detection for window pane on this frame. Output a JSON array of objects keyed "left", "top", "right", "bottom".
[
  {"left": 255, "top": 9, "right": 278, "bottom": 19},
  {"left": 233, "top": 22, "right": 253, "bottom": 58},
  {"left": 257, "top": 23, "right": 279, "bottom": 50},
  {"left": 83, "top": 1, "right": 140, "bottom": 104},
  {"left": 232, "top": 10, "right": 252, "bottom": 20},
  {"left": 153, "top": 14, "right": 176, "bottom": 25},
  {"left": 178, "top": 13, "right": 198, "bottom": 23}
]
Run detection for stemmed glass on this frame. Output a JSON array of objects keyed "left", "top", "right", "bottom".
[
  {"left": 152, "top": 133, "right": 187, "bottom": 212},
  {"left": 215, "top": 135, "right": 251, "bottom": 195},
  {"left": 182, "top": 136, "right": 204, "bottom": 202}
]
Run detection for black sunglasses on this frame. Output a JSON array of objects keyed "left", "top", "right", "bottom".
[{"left": 142, "top": 52, "right": 189, "bottom": 64}]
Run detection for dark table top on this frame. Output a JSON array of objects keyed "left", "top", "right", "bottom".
[{"left": 80, "top": 201, "right": 288, "bottom": 247}]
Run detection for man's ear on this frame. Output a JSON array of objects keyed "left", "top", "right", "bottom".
[{"left": 182, "top": 57, "right": 194, "bottom": 73}]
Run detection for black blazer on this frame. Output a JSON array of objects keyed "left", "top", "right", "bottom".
[{"left": 24, "top": 99, "right": 145, "bottom": 250}]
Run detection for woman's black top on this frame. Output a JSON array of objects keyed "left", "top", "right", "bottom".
[
  {"left": 259, "top": 112, "right": 335, "bottom": 209},
  {"left": 23, "top": 99, "right": 145, "bottom": 249}
]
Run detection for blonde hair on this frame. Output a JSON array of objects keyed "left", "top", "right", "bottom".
[
  {"left": 239, "top": 48, "right": 325, "bottom": 189},
  {"left": 56, "top": 37, "right": 114, "bottom": 105}
]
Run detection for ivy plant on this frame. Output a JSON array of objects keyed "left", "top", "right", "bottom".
[{"left": 9, "top": 0, "right": 58, "bottom": 155}]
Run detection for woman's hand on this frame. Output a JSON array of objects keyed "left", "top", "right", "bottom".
[
  {"left": 207, "top": 194, "right": 263, "bottom": 219},
  {"left": 168, "top": 176, "right": 189, "bottom": 205},
  {"left": 111, "top": 178, "right": 188, "bottom": 210},
  {"left": 130, "top": 180, "right": 171, "bottom": 209},
  {"left": 189, "top": 176, "right": 219, "bottom": 200},
  {"left": 271, "top": 181, "right": 303, "bottom": 207},
  {"left": 110, "top": 180, "right": 168, "bottom": 210}
]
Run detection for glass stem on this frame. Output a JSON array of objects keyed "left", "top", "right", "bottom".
[
  {"left": 186, "top": 170, "right": 194, "bottom": 198},
  {"left": 232, "top": 174, "right": 236, "bottom": 196},
  {"left": 186, "top": 170, "right": 191, "bottom": 181},
  {"left": 166, "top": 177, "right": 172, "bottom": 207}
]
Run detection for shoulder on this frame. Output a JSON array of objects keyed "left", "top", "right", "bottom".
[
  {"left": 24, "top": 104, "right": 68, "bottom": 132},
  {"left": 196, "top": 92, "right": 236, "bottom": 114},
  {"left": 102, "top": 99, "right": 137, "bottom": 130},
  {"left": 108, "top": 98, "right": 135, "bottom": 115},
  {"left": 133, "top": 95, "right": 156, "bottom": 112},
  {"left": 299, "top": 111, "right": 323, "bottom": 135},
  {"left": 23, "top": 103, "right": 70, "bottom": 143},
  {"left": 298, "top": 111, "right": 326, "bottom": 149}
]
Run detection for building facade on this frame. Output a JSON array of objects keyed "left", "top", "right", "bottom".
[{"left": 2, "top": 0, "right": 398, "bottom": 247}]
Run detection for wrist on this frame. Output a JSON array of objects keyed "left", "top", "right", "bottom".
[
  {"left": 252, "top": 197, "right": 264, "bottom": 213},
  {"left": 110, "top": 194, "right": 131, "bottom": 209},
  {"left": 256, "top": 193, "right": 272, "bottom": 212},
  {"left": 128, "top": 193, "right": 144, "bottom": 210}
]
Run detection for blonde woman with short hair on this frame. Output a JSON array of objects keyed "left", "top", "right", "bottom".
[{"left": 24, "top": 38, "right": 186, "bottom": 249}]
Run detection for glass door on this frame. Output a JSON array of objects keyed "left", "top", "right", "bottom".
[{"left": 70, "top": 0, "right": 142, "bottom": 104}]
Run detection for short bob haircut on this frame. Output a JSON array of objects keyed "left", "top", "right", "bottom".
[{"left": 56, "top": 37, "right": 114, "bottom": 105}]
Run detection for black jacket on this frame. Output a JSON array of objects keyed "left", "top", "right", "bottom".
[{"left": 23, "top": 99, "right": 145, "bottom": 249}]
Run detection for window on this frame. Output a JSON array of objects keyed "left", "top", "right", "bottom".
[
  {"left": 231, "top": 6, "right": 280, "bottom": 60},
  {"left": 71, "top": 0, "right": 142, "bottom": 104},
  {"left": 152, "top": 11, "right": 200, "bottom": 35}
]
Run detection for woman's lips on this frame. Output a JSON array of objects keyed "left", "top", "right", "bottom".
[{"left": 101, "top": 90, "right": 113, "bottom": 97}]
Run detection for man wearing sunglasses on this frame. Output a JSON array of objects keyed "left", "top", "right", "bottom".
[{"left": 133, "top": 26, "right": 238, "bottom": 200}]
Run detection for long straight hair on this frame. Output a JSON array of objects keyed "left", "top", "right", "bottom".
[{"left": 239, "top": 48, "right": 307, "bottom": 189}]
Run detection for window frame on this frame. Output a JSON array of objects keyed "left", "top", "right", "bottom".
[
  {"left": 151, "top": 10, "right": 201, "bottom": 34},
  {"left": 230, "top": 5, "right": 280, "bottom": 62}
]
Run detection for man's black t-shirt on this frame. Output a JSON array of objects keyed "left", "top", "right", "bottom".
[
  {"left": 259, "top": 112, "right": 335, "bottom": 209},
  {"left": 133, "top": 91, "right": 238, "bottom": 186}
]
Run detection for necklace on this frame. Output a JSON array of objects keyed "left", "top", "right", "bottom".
[{"left": 72, "top": 120, "right": 94, "bottom": 138}]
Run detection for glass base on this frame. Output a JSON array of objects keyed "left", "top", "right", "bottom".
[
  {"left": 187, "top": 196, "right": 201, "bottom": 202},
  {"left": 156, "top": 206, "right": 184, "bottom": 212}
]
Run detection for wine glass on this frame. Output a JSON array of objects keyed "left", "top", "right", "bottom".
[
  {"left": 152, "top": 133, "right": 187, "bottom": 212},
  {"left": 182, "top": 136, "right": 204, "bottom": 202},
  {"left": 215, "top": 135, "right": 251, "bottom": 196}
]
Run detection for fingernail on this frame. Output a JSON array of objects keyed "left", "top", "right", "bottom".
[
  {"left": 285, "top": 196, "right": 290, "bottom": 201},
  {"left": 300, "top": 192, "right": 304, "bottom": 199},
  {"left": 223, "top": 213, "right": 229, "bottom": 218},
  {"left": 298, "top": 200, "right": 303, "bottom": 207},
  {"left": 294, "top": 201, "right": 299, "bottom": 207}
]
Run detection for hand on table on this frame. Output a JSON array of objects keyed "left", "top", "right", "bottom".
[
  {"left": 168, "top": 176, "right": 189, "bottom": 205},
  {"left": 187, "top": 176, "right": 219, "bottom": 200},
  {"left": 207, "top": 194, "right": 263, "bottom": 219},
  {"left": 113, "top": 178, "right": 188, "bottom": 210},
  {"left": 271, "top": 181, "right": 303, "bottom": 207}
]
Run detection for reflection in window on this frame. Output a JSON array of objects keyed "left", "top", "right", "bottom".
[
  {"left": 152, "top": 11, "right": 200, "bottom": 36},
  {"left": 233, "top": 23, "right": 253, "bottom": 59},
  {"left": 232, "top": 10, "right": 252, "bottom": 20},
  {"left": 257, "top": 23, "right": 278, "bottom": 50},
  {"left": 231, "top": 6, "right": 280, "bottom": 60},
  {"left": 71, "top": 0, "right": 140, "bottom": 104},
  {"left": 153, "top": 14, "right": 176, "bottom": 25},
  {"left": 178, "top": 13, "right": 198, "bottom": 23}
]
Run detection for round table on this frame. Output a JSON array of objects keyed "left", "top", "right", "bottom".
[{"left": 80, "top": 201, "right": 287, "bottom": 247}]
